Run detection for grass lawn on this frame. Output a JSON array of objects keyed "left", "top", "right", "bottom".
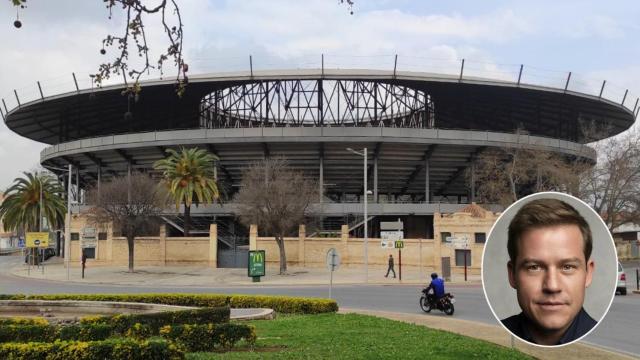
[{"left": 187, "top": 313, "right": 533, "bottom": 360}]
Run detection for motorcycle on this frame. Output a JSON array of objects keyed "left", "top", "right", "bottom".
[{"left": 419, "top": 288, "right": 455, "bottom": 315}]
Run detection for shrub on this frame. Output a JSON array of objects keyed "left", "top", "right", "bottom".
[
  {"left": 0, "top": 338, "right": 184, "bottom": 360},
  {"left": 0, "top": 317, "right": 48, "bottom": 326},
  {"left": 0, "top": 324, "right": 56, "bottom": 343},
  {"left": 0, "top": 323, "right": 114, "bottom": 343},
  {"left": 63, "top": 324, "right": 112, "bottom": 341},
  {"left": 159, "top": 323, "right": 256, "bottom": 352},
  {"left": 230, "top": 295, "right": 338, "bottom": 314},
  {"left": 80, "top": 307, "right": 230, "bottom": 333},
  {"left": 5, "top": 293, "right": 338, "bottom": 314},
  {"left": 125, "top": 323, "right": 152, "bottom": 340}
]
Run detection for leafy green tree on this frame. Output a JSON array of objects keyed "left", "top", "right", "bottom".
[
  {"left": 0, "top": 172, "right": 66, "bottom": 233},
  {"left": 153, "top": 147, "right": 220, "bottom": 236}
]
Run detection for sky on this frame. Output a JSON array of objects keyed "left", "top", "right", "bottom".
[{"left": 1, "top": 0, "right": 640, "bottom": 188}]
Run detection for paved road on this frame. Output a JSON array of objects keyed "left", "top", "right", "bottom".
[{"left": 0, "top": 257, "right": 637, "bottom": 356}]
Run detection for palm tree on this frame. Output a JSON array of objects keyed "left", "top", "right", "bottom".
[
  {"left": 0, "top": 172, "right": 66, "bottom": 233},
  {"left": 153, "top": 147, "right": 220, "bottom": 236}
]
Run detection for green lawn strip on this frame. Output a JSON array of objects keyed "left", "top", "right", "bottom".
[{"left": 186, "top": 313, "right": 533, "bottom": 360}]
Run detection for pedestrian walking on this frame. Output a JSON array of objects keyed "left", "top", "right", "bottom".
[{"left": 385, "top": 254, "right": 396, "bottom": 278}]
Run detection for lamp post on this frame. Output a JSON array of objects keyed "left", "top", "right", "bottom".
[
  {"left": 43, "top": 164, "right": 72, "bottom": 280},
  {"left": 347, "top": 147, "right": 368, "bottom": 283},
  {"left": 66, "top": 164, "right": 72, "bottom": 280}
]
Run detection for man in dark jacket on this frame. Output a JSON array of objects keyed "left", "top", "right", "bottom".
[{"left": 385, "top": 254, "right": 396, "bottom": 278}]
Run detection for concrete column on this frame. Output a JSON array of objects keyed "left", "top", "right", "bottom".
[
  {"left": 419, "top": 238, "right": 423, "bottom": 281},
  {"left": 249, "top": 224, "right": 258, "bottom": 251},
  {"left": 470, "top": 162, "right": 476, "bottom": 203},
  {"left": 319, "top": 156, "right": 324, "bottom": 203},
  {"left": 373, "top": 154, "right": 379, "bottom": 202},
  {"left": 341, "top": 224, "right": 349, "bottom": 264},
  {"left": 209, "top": 223, "right": 217, "bottom": 268},
  {"left": 425, "top": 159, "right": 430, "bottom": 202},
  {"left": 127, "top": 162, "right": 132, "bottom": 204},
  {"left": 106, "top": 222, "right": 113, "bottom": 263},
  {"left": 64, "top": 212, "right": 70, "bottom": 262},
  {"left": 159, "top": 224, "right": 167, "bottom": 266},
  {"left": 298, "top": 224, "right": 306, "bottom": 266},
  {"left": 97, "top": 165, "right": 101, "bottom": 200},
  {"left": 76, "top": 216, "right": 82, "bottom": 262},
  {"left": 75, "top": 167, "right": 80, "bottom": 204},
  {"left": 433, "top": 213, "right": 442, "bottom": 277}
]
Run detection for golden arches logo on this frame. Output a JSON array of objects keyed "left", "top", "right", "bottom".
[{"left": 251, "top": 251, "right": 264, "bottom": 263}]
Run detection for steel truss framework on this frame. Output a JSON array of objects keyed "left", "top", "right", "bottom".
[{"left": 199, "top": 80, "right": 435, "bottom": 128}]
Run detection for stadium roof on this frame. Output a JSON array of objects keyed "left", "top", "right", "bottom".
[{"left": 5, "top": 69, "right": 636, "bottom": 145}]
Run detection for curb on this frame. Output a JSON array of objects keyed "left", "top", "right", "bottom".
[{"left": 231, "top": 308, "right": 275, "bottom": 320}]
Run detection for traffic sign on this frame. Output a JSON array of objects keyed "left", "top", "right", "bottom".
[
  {"left": 326, "top": 248, "right": 341, "bottom": 299},
  {"left": 17, "top": 238, "right": 25, "bottom": 248},
  {"left": 380, "top": 240, "right": 394, "bottom": 249},
  {"left": 325, "top": 248, "right": 341, "bottom": 271},
  {"left": 446, "top": 236, "right": 469, "bottom": 249},
  {"left": 248, "top": 250, "right": 266, "bottom": 278},
  {"left": 26, "top": 232, "right": 49, "bottom": 248}
]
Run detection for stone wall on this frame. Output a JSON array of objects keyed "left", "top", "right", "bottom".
[
  {"left": 68, "top": 215, "right": 217, "bottom": 267},
  {"left": 64, "top": 205, "right": 636, "bottom": 268},
  {"left": 248, "top": 204, "right": 500, "bottom": 278}
]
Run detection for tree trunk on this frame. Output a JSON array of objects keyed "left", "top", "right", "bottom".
[
  {"left": 184, "top": 203, "right": 191, "bottom": 237},
  {"left": 276, "top": 235, "right": 287, "bottom": 274},
  {"left": 127, "top": 235, "right": 135, "bottom": 272}
]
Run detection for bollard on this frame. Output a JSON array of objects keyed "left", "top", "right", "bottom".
[
  {"left": 81, "top": 252, "right": 87, "bottom": 279},
  {"left": 636, "top": 269, "right": 639, "bottom": 291}
]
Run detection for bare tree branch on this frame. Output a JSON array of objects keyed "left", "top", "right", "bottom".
[
  {"left": 85, "top": 172, "right": 168, "bottom": 272},
  {"left": 234, "top": 157, "right": 317, "bottom": 274}
]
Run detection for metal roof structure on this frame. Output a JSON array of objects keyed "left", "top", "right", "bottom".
[
  {"left": 4, "top": 69, "right": 636, "bottom": 214},
  {"left": 5, "top": 69, "right": 635, "bottom": 144}
]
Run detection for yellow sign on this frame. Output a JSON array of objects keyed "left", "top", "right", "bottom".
[{"left": 26, "top": 232, "right": 49, "bottom": 248}]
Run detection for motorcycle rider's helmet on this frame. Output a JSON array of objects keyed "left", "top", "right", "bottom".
[{"left": 430, "top": 272, "right": 438, "bottom": 279}]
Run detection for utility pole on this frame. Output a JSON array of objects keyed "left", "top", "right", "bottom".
[{"left": 65, "top": 164, "right": 72, "bottom": 280}]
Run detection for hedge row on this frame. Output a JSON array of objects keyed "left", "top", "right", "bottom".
[
  {"left": 163, "top": 323, "right": 256, "bottom": 351},
  {"left": 0, "top": 318, "right": 48, "bottom": 326},
  {"left": 80, "top": 306, "right": 230, "bottom": 333},
  {"left": 0, "top": 322, "right": 256, "bottom": 351},
  {"left": 0, "top": 323, "right": 111, "bottom": 343},
  {"left": 1, "top": 293, "right": 338, "bottom": 313},
  {"left": 0, "top": 338, "right": 183, "bottom": 360}
]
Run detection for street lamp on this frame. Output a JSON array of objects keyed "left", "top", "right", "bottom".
[
  {"left": 43, "top": 164, "right": 73, "bottom": 280},
  {"left": 346, "top": 147, "right": 369, "bottom": 283}
]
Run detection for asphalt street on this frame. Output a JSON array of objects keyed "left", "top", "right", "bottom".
[{"left": 0, "top": 257, "right": 637, "bottom": 356}]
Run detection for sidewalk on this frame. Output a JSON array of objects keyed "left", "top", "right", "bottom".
[
  {"left": 11, "top": 258, "right": 481, "bottom": 287},
  {"left": 340, "top": 308, "right": 636, "bottom": 360}
]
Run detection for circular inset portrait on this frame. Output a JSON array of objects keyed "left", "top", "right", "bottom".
[{"left": 481, "top": 192, "right": 617, "bottom": 347}]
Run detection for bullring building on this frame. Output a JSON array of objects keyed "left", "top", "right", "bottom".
[{"left": 3, "top": 68, "right": 635, "bottom": 260}]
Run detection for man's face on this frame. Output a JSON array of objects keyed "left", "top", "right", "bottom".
[{"left": 508, "top": 224, "right": 594, "bottom": 336}]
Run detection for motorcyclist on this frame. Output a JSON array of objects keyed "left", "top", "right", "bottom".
[{"left": 425, "top": 272, "right": 445, "bottom": 304}]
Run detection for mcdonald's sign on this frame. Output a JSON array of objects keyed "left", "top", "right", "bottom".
[{"left": 248, "top": 250, "right": 266, "bottom": 277}]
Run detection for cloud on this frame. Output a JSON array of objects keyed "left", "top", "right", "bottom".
[
  {"left": 0, "top": 124, "right": 45, "bottom": 189},
  {"left": 1, "top": 0, "right": 640, "bottom": 189},
  {"left": 562, "top": 15, "right": 626, "bottom": 40}
]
